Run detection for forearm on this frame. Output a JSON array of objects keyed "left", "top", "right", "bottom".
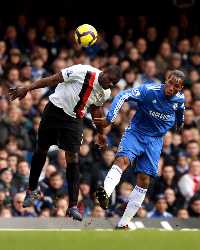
[
  {"left": 27, "top": 72, "right": 64, "bottom": 91},
  {"left": 90, "top": 105, "right": 108, "bottom": 133}
]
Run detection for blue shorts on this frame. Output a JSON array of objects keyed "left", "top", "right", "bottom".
[{"left": 116, "top": 128, "right": 163, "bottom": 177}]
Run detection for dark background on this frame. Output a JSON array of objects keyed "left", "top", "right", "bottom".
[{"left": 0, "top": 0, "right": 198, "bottom": 27}]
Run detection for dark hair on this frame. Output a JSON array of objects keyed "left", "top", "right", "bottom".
[
  {"left": 170, "top": 70, "right": 185, "bottom": 82},
  {"left": 106, "top": 65, "right": 122, "bottom": 84},
  {"left": 49, "top": 171, "right": 63, "bottom": 179},
  {"left": 187, "top": 140, "right": 199, "bottom": 145}
]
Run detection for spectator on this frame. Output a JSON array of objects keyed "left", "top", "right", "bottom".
[
  {"left": 12, "top": 192, "right": 36, "bottom": 217},
  {"left": 44, "top": 172, "right": 67, "bottom": 201},
  {"left": 135, "top": 60, "right": 160, "bottom": 86},
  {"left": 188, "top": 194, "right": 200, "bottom": 217},
  {"left": 151, "top": 165, "right": 178, "bottom": 200},
  {"left": 0, "top": 14, "right": 199, "bottom": 218},
  {"left": 147, "top": 195, "right": 173, "bottom": 218},
  {"left": 178, "top": 160, "right": 200, "bottom": 201},
  {"left": 13, "top": 161, "right": 30, "bottom": 192},
  {"left": 0, "top": 208, "right": 12, "bottom": 218},
  {"left": 177, "top": 208, "right": 189, "bottom": 219},
  {"left": 91, "top": 205, "right": 106, "bottom": 218}
]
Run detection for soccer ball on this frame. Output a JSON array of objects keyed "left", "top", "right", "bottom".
[{"left": 74, "top": 24, "right": 98, "bottom": 47}]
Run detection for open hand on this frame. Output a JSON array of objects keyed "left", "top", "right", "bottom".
[{"left": 8, "top": 86, "right": 29, "bottom": 101}]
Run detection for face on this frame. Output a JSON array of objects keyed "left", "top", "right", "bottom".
[
  {"left": 162, "top": 166, "right": 175, "bottom": 180},
  {"left": 192, "top": 83, "right": 200, "bottom": 97},
  {"left": 164, "top": 189, "right": 175, "bottom": 203},
  {"left": 102, "top": 150, "right": 115, "bottom": 166},
  {"left": 119, "top": 182, "right": 133, "bottom": 198},
  {"left": 193, "top": 101, "right": 200, "bottom": 116},
  {"left": 92, "top": 206, "right": 105, "bottom": 218},
  {"left": 80, "top": 183, "right": 90, "bottom": 196},
  {"left": 178, "top": 156, "right": 187, "bottom": 166},
  {"left": 8, "top": 69, "right": 19, "bottom": 82},
  {"left": 187, "top": 143, "right": 199, "bottom": 157},
  {"left": 184, "top": 110, "right": 194, "bottom": 124},
  {"left": 192, "top": 200, "right": 200, "bottom": 214},
  {"left": 156, "top": 199, "right": 167, "bottom": 213},
  {"left": 190, "top": 161, "right": 200, "bottom": 176},
  {"left": 17, "top": 161, "right": 30, "bottom": 176},
  {"left": 144, "top": 61, "right": 156, "bottom": 77},
  {"left": 99, "top": 71, "right": 118, "bottom": 89},
  {"left": 14, "top": 193, "right": 25, "bottom": 211},
  {"left": 1, "top": 170, "right": 13, "bottom": 183},
  {"left": 50, "top": 175, "right": 63, "bottom": 189},
  {"left": 56, "top": 198, "right": 68, "bottom": 212},
  {"left": 183, "top": 89, "right": 192, "bottom": 104},
  {"left": 164, "top": 74, "right": 184, "bottom": 96},
  {"left": 177, "top": 209, "right": 189, "bottom": 219}
]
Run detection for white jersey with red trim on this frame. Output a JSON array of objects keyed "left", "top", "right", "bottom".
[{"left": 49, "top": 64, "right": 111, "bottom": 118}]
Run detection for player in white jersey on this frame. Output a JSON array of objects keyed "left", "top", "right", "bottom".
[{"left": 9, "top": 64, "right": 121, "bottom": 221}]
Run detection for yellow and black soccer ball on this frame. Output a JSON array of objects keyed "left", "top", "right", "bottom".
[{"left": 74, "top": 24, "right": 98, "bottom": 47}]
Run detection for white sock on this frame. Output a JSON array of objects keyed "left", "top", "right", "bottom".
[
  {"left": 104, "top": 164, "right": 122, "bottom": 197},
  {"left": 118, "top": 185, "right": 147, "bottom": 227}
]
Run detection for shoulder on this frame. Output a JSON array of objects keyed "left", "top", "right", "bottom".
[
  {"left": 80, "top": 64, "right": 101, "bottom": 73},
  {"left": 145, "top": 83, "right": 163, "bottom": 91}
]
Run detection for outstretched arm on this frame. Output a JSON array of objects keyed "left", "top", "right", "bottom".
[{"left": 8, "top": 72, "right": 64, "bottom": 101}]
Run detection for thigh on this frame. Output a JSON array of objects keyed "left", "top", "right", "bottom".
[
  {"left": 135, "top": 137, "right": 163, "bottom": 177},
  {"left": 58, "top": 121, "right": 83, "bottom": 153},
  {"left": 37, "top": 125, "right": 58, "bottom": 150},
  {"left": 116, "top": 129, "right": 144, "bottom": 164}
]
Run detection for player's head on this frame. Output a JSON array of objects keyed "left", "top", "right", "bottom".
[
  {"left": 98, "top": 65, "right": 122, "bottom": 89},
  {"left": 164, "top": 70, "right": 185, "bottom": 97}
]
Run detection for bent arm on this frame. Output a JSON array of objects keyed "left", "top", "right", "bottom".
[
  {"left": 107, "top": 88, "right": 141, "bottom": 123},
  {"left": 90, "top": 105, "right": 108, "bottom": 133},
  {"left": 27, "top": 72, "right": 64, "bottom": 91}
]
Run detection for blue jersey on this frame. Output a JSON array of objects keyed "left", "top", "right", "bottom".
[{"left": 107, "top": 83, "right": 185, "bottom": 137}]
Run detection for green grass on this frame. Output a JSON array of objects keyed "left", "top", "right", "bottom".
[{"left": 0, "top": 230, "right": 199, "bottom": 250}]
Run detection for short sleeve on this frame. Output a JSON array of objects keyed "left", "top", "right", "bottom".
[
  {"left": 61, "top": 64, "right": 82, "bottom": 83},
  {"left": 94, "top": 89, "right": 111, "bottom": 106}
]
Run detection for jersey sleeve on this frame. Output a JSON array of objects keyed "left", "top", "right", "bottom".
[
  {"left": 94, "top": 89, "right": 111, "bottom": 106},
  {"left": 106, "top": 85, "right": 146, "bottom": 123},
  {"left": 176, "top": 102, "right": 185, "bottom": 128},
  {"left": 61, "top": 64, "right": 82, "bottom": 83}
]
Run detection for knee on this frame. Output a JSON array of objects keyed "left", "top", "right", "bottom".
[
  {"left": 114, "top": 156, "right": 129, "bottom": 172},
  {"left": 136, "top": 173, "right": 150, "bottom": 189},
  {"left": 65, "top": 151, "right": 79, "bottom": 164}
]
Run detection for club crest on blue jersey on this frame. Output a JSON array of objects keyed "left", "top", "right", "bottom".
[{"left": 173, "top": 103, "right": 178, "bottom": 110}]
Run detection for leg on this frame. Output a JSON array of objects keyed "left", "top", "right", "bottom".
[
  {"left": 28, "top": 145, "right": 49, "bottom": 191},
  {"left": 117, "top": 173, "right": 150, "bottom": 227},
  {"left": 65, "top": 151, "right": 82, "bottom": 221},
  {"left": 117, "top": 136, "right": 163, "bottom": 228},
  {"left": 104, "top": 156, "right": 129, "bottom": 197},
  {"left": 65, "top": 151, "right": 80, "bottom": 208},
  {"left": 96, "top": 129, "right": 142, "bottom": 209},
  {"left": 23, "top": 144, "right": 50, "bottom": 208},
  {"left": 96, "top": 156, "right": 129, "bottom": 209}
]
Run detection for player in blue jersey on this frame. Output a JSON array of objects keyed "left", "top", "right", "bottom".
[{"left": 95, "top": 70, "right": 185, "bottom": 229}]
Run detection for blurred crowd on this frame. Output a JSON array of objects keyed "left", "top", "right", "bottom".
[{"left": 0, "top": 15, "right": 200, "bottom": 219}]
